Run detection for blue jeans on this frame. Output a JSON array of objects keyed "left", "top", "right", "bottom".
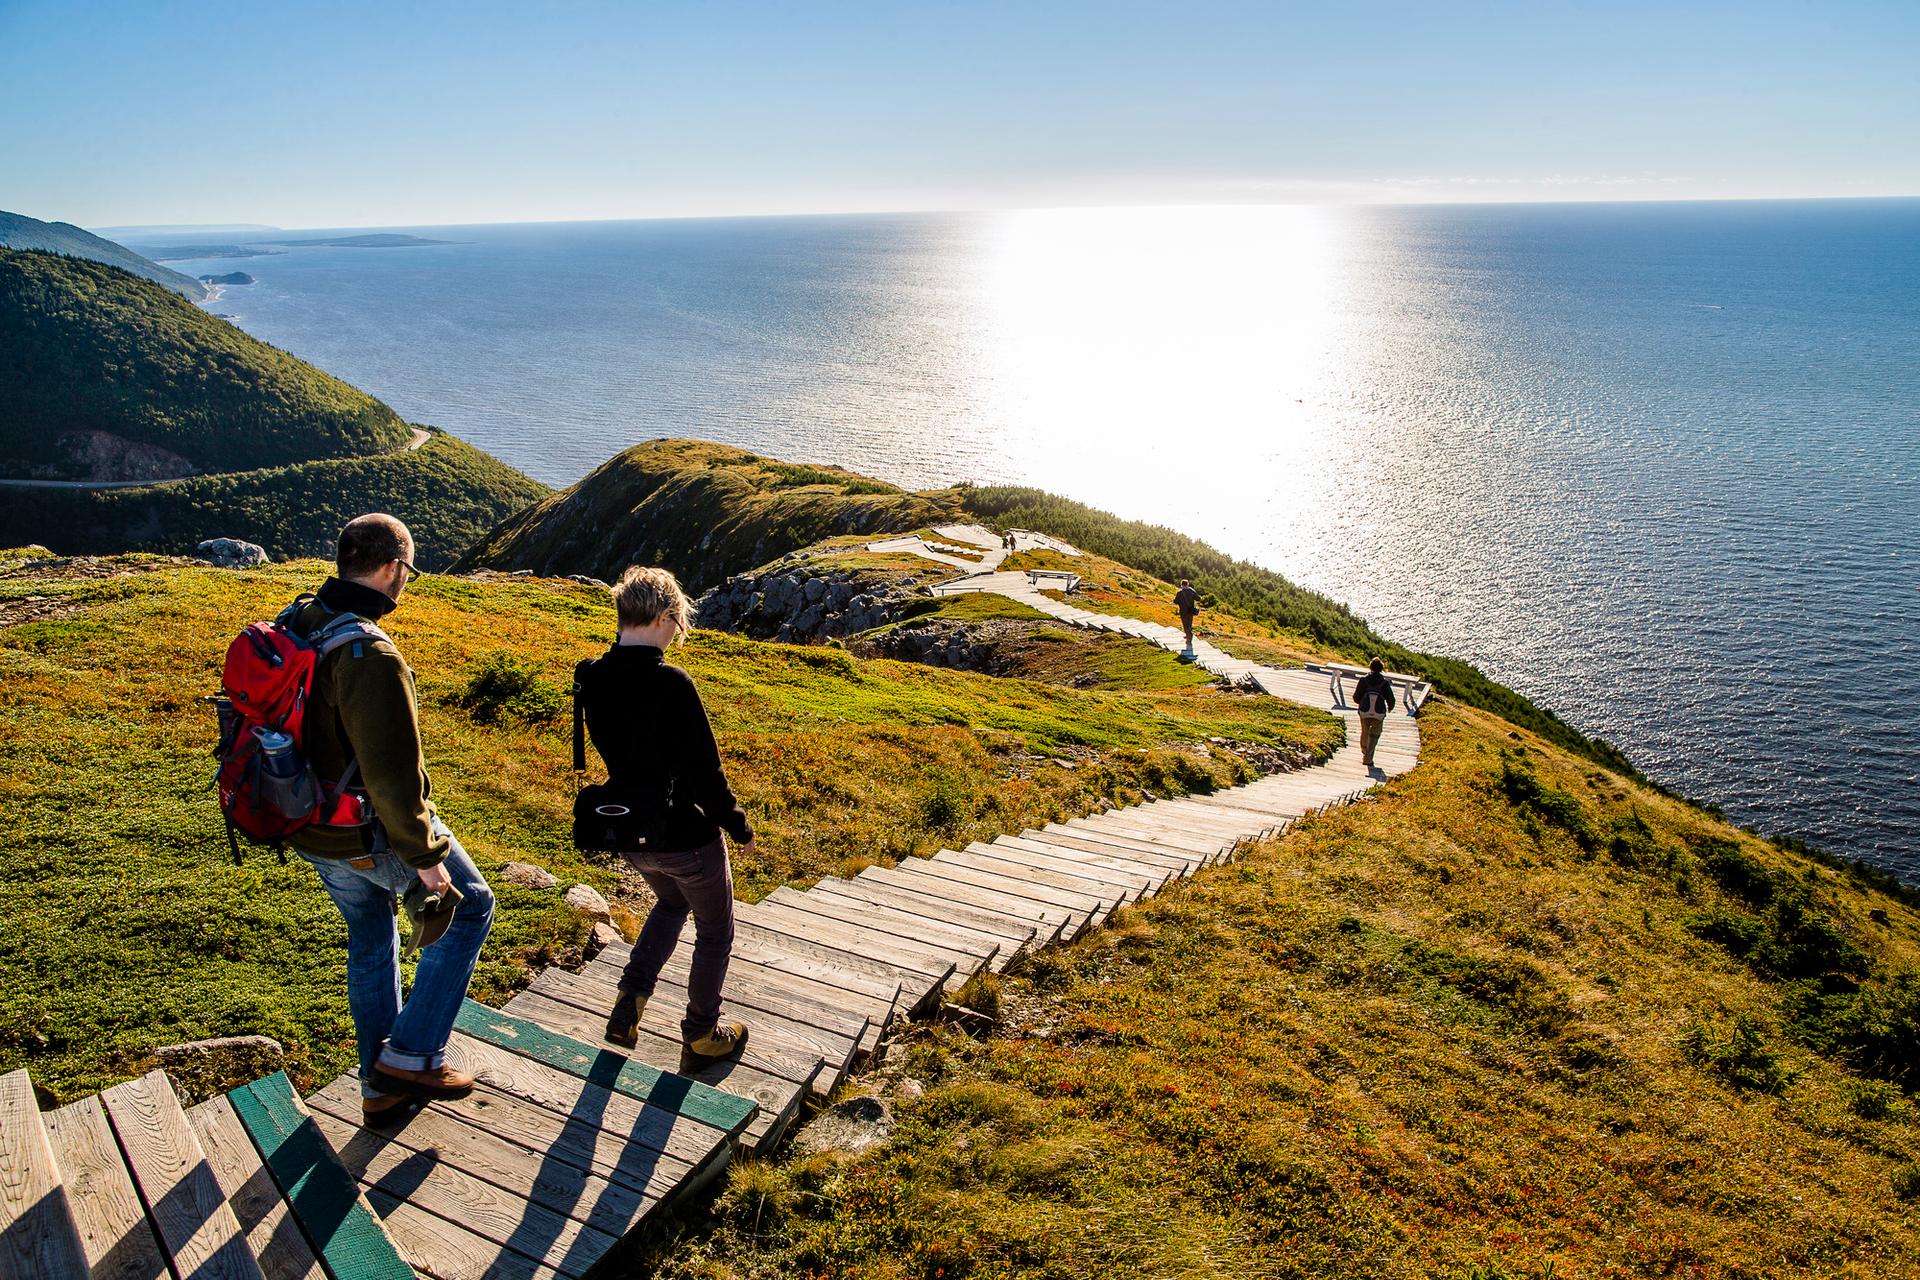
[{"left": 300, "top": 820, "right": 495, "bottom": 1097}]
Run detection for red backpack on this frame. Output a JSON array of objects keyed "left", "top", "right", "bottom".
[{"left": 211, "top": 596, "right": 384, "bottom": 862}]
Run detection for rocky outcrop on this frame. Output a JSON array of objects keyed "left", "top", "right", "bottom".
[
  {"left": 695, "top": 561, "right": 924, "bottom": 644},
  {"left": 196, "top": 537, "right": 268, "bottom": 568},
  {"left": 851, "top": 617, "right": 1013, "bottom": 674}
]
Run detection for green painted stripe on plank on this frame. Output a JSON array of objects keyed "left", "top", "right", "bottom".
[
  {"left": 227, "top": 1071, "right": 413, "bottom": 1280},
  {"left": 454, "top": 1000, "right": 758, "bottom": 1139}
]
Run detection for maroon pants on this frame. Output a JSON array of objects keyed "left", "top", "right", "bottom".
[{"left": 619, "top": 835, "right": 734, "bottom": 1041}]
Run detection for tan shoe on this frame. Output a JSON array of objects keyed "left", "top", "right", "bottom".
[
  {"left": 605, "top": 989, "right": 648, "bottom": 1048},
  {"left": 368, "top": 1060, "right": 476, "bottom": 1101},
  {"left": 361, "top": 1093, "right": 419, "bottom": 1129},
  {"left": 680, "top": 1021, "right": 749, "bottom": 1072}
]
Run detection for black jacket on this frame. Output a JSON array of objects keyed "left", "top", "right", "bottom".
[
  {"left": 579, "top": 644, "right": 753, "bottom": 849},
  {"left": 1352, "top": 672, "right": 1396, "bottom": 716},
  {"left": 1173, "top": 586, "right": 1199, "bottom": 618}
]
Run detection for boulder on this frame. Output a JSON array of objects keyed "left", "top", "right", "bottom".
[
  {"left": 563, "top": 883, "right": 613, "bottom": 923},
  {"left": 589, "top": 921, "right": 625, "bottom": 952},
  {"left": 501, "top": 862, "right": 558, "bottom": 890},
  {"left": 196, "top": 537, "right": 269, "bottom": 569}
]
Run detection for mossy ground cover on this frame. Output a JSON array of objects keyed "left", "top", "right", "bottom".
[
  {"left": 0, "top": 557, "right": 1337, "bottom": 1099},
  {"left": 634, "top": 705, "right": 1920, "bottom": 1280}
]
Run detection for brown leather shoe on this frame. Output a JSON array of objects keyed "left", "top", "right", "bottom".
[
  {"left": 680, "top": 1021, "right": 749, "bottom": 1073},
  {"left": 361, "top": 1093, "right": 419, "bottom": 1129},
  {"left": 605, "top": 989, "right": 648, "bottom": 1048},
  {"left": 367, "top": 1060, "right": 477, "bottom": 1102}
]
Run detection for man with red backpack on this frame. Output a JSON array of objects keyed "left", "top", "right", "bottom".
[{"left": 283, "top": 514, "right": 495, "bottom": 1125}]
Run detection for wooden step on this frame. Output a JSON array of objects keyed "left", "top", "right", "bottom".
[
  {"left": 565, "top": 960, "right": 864, "bottom": 1093},
  {"left": 967, "top": 840, "right": 1157, "bottom": 896},
  {"left": 0, "top": 1068, "right": 91, "bottom": 1280},
  {"left": 717, "top": 918, "right": 945, "bottom": 1012},
  {"left": 765, "top": 885, "right": 1006, "bottom": 972},
  {"left": 624, "top": 943, "right": 895, "bottom": 1057},
  {"left": 809, "top": 877, "right": 1053, "bottom": 954},
  {"left": 891, "top": 854, "right": 1109, "bottom": 927},
  {"left": 101, "top": 1070, "right": 266, "bottom": 1280},
  {"left": 184, "top": 1095, "right": 325, "bottom": 1280},
  {"left": 224, "top": 1071, "right": 413, "bottom": 1280},
  {"left": 1129, "top": 798, "right": 1270, "bottom": 836},
  {"left": 942, "top": 845, "right": 1135, "bottom": 911},
  {"left": 1036, "top": 824, "right": 1207, "bottom": 873},
  {"left": 859, "top": 863, "right": 1082, "bottom": 939},
  {"left": 738, "top": 897, "right": 985, "bottom": 987},
  {"left": 502, "top": 989, "right": 816, "bottom": 1154},
  {"left": 994, "top": 832, "right": 1183, "bottom": 885},
  {"left": 1064, "top": 814, "right": 1232, "bottom": 860},
  {"left": 43, "top": 1093, "right": 170, "bottom": 1280},
  {"left": 731, "top": 903, "right": 964, "bottom": 993}
]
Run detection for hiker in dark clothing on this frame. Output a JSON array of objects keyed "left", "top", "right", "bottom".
[
  {"left": 1173, "top": 579, "right": 1200, "bottom": 651},
  {"left": 579, "top": 565, "right": 753, "bottom": 1072},
  {"left": 1352, "top": 657, "right": 1397, "bottom": 768},
  {"left": 288, "top": 514, "right": 495, "bottom": 1126}
]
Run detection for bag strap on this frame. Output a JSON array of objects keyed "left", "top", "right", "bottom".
[{"left": 572, "top": 659, "right": 593, "bottom": 773}]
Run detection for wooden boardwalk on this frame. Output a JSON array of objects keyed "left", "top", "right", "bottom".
[{"left": 3, "top": 530, "right": 1423, "bottom": 1279}]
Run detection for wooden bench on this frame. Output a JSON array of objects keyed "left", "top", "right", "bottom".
[
  {"left": 1318, "top": 662, "right": 1429, "bottom": 714},
  {"left": 1025, "top": 569, "right": 1081, "bottom": 592}
]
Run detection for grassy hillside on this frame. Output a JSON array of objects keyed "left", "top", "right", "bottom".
[
  {"left": 636, "top": 702, "right": 1920, "bottom": 1279},
  {"left": 0, "top": 430, "right": 549, "bottom": 571},
  {"left": 969, "top": 485, "right": 1641, "bottom": 778},
  {"left": 452, "top": 438, "right": 963, "bottom": 592},
  {"left": 0, "top": 248, "right": 407, "bottom": 479},
  {"left": 0, "top": 209, "right": 206, "bottom": 299},
  {"left": 0, "top": 554, "right": 1337, "bottom": 1099}
]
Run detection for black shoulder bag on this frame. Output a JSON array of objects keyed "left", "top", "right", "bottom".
[{"left": 571, "top": 658, "right": 676, "bottom": 853}]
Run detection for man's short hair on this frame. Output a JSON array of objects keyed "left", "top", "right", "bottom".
[
  {"left": 337, "top": 514, "right": 412, "bottom": 578},
  {"left": 613, "top": 565, "right": 694, "bottom": 635},
  {"left": 1369, "top": 658, "right": 1385, "bottom": 674}
]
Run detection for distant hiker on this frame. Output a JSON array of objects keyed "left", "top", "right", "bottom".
[
  {"left": 576, "top": 566, "right": 753, "bottom": 1072},
  {"left": 1352, "top": 657, "right": 1396, "bottom": 768},
  {"left": 1003, "top": 531, "right": 1015, "bottom": 552},
  {"left": 1173, "top": 579, "right": 1200, "bottom": 651},
  {"left": 286, "top": 514, "right": 495, "bottom": 1126}
]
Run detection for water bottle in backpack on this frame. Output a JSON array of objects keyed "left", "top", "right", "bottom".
[{"left": 252, "top": 727, "right": 320, "bottom": 821}]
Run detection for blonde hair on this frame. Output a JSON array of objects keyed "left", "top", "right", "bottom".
[{"left": 612, "top": 565, "right": 694, "bottom": 638}]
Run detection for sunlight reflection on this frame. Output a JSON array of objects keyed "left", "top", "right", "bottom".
[{"left": 973, "top": 205, "right": 1354, "bottom": 544}]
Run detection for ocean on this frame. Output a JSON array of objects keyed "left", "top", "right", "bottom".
[{"left": 133, "top": 200, "right": 1920, "bottom": 879}]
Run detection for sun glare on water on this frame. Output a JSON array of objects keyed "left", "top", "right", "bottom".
[{"left": 972, "top": 205, "right": 1355, "bottom": 538}]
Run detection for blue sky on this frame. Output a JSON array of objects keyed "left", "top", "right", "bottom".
[{"left": 3, "top": 0, "right": 1915, "bottom": 229}]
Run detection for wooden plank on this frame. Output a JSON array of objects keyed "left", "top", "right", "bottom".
[
  {"left": 1128, "top": 799, "right": 1267, "bottom": 835},
  {"left": 503, "top": 989, "right": 812, "bottom": 1150},
  {"left": 1163, "top": 795, "right": 1290, "bottom": 828},
  {"left": 859, "top": 864, "right": 1078, "bottom": 938},
  {"left": 939, "top": 846, "right": 1132, "bottom": 911},
  {"left": 42, "top": 1095, "right": 168, "bottom": 1280},
  {"left": 564, "top": 960, "right": 863, "bottom": 1090},
  {"left": 1065, "top": 814, "right": 1230, "bottom": 858},
  {"left": 1036, "top": 824, "right": 1207, "bottom": 872},
  {"left": 454, "top": 1001, "right": 759, "bottom": 1140},
  {"left": 185, "top": 1096, "right": 325, "bottom": 1280},
  {"left": 719, "top": 919, "right": 943, "bottom": 1008},
  {"left": 4, "top": 1075, "right": 107, "bottom": 1280},
  {"left": 100, "top": 1070, "right": 265, "bottom": 1280},
  {"left": 309, "top": 1072, "right": 697, "bottom": 1207},
  {"left": 893, "top": 855, "right": 1108, "bottom": 923},
  {"left": 735, "top": 899, "right": 976, "bottom": 986},
  {"left": 306, "top": 1105, "right": 618, "bottom": 1279},
  {"left": 525, "top": 967, "right": 829, "bottom": 1091},
  {"left": 700, "top": 924, "right": 907, "bottom": 1007},
  {"left": 357, "top": 1185, "right": 566, "bottom": 1280},
  {"left": 594, "top": 941, "right": 880, "bottom": 1045},
  {"left": 994, "top": 833, "right": 1180, "bottom": 885},
  {"left": 963, "top": 841, "right": 1155, "bottom": 896},
  {"left": 305, "top": 1087, "right": 663, "bottom": 1245},
  {"left": 765, "top": 885, "right": 1005, "bottom": 968},
  {"left": 809, "top": 877, "right": 1052, "bottom": 952},
  {"left": 225, "top": 1071, "right": 412, "bottom": 1280}
]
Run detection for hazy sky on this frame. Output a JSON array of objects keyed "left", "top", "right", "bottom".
[{"left": 3, "top": 0, "right": 1916, "bottom": 229}]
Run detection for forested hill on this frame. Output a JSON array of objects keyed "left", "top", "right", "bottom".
[
  {"left": 0, "top": 209, "right": 206, "bottom": 300},
  {"left": 0, "top": 249, "right": 409, "bottom": 480}
]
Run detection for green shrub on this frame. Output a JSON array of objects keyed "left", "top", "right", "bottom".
[
  {"left": 1893, "top": 1164, "right": 1920, "bottom": 1200},
  {"left": 1843, "top": 1079, "right": 1901, "bottom": 1121},
  {"left": 1695, "top": 837, "right": 1776, "bottom": 908},
  {"left": 1500, "top": 759, "right": 1597, "bottom": 853},
  {"left": 446, "top": 653, "right": 565, "bottom": 726},
  {"left": 1681, "top": 1015, "right": 1791, "bottom": 1094}
]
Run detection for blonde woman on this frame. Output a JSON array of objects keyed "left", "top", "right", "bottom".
[{"left": 576, "top": 566, "right": 751, "bottom": 1070}]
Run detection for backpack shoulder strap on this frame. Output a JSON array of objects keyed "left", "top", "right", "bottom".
[
  {"left": 571, "top": 658, "right": 595, "bottom": 773},
  {"left": 312, "top": 613, "right": 391, "bottom": 659}
]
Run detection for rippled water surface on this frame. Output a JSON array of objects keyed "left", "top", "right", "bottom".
[{"left": 143, "top": 200, "right": 1920, "bottom": 877}]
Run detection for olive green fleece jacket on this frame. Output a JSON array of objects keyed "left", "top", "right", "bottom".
[{"left": 283, "top": 578, "right": 449, "bottom": 870}]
